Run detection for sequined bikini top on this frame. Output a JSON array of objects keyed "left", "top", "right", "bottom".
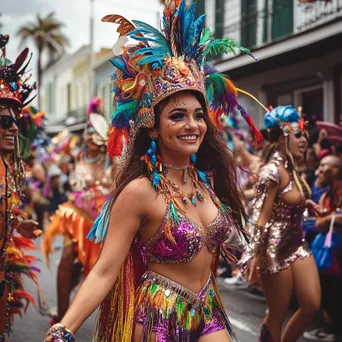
[{"left": 145, "top": 185, "right": 233, "bottom": 264}]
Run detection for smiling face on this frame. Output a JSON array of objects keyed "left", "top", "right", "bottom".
[
  {"left": 0, "top": 107, "right": 19, "bottom": 155},
  {"left": 288, "top": 130, "right": 308, "bottom": 161},
  {"left": 153, "top": 92, "right": 207, "bottom": 163}
]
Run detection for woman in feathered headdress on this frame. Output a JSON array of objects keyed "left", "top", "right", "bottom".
[
  {"left": 45, "top": 1, "right": 264, "bottom": 341},
  {"left": 41, "top": 97, "right": 115, "bottom": 324},
  {"left": 0, "top": 34, "right": 44, "bottom": 340},
  {"left": 243, "top": 106, "right": 321, "bottom": 341}
]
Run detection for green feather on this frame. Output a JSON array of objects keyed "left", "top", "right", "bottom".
[
  {"left": 204, "top": 37, "right": 251, "bottom": 57},
  {"left": 200, "top": 27, "right": 211, "bottom": 45},
  {"left": 169, "top": 201, "right": 180, "bottom": 224}
]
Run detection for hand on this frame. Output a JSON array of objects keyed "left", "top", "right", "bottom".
[
  {"left": 306, "top": 199, "right": 321, "bottom": 217},
  {"left": 17, "top": 220, "right": 42, "bottom": 239},
  {"left": 318, "top": 128, "right": 328, "bottom": 143}
]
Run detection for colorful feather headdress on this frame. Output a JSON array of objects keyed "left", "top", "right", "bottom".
[
  {"left": 264, "top": 105, "right": 307, "bottom": 136},
  {"left": 0, "top": 34, "right": 36, "bottom": 110},
  {"left": 105, "top": 0, "right": 263, "bottom": 159}
]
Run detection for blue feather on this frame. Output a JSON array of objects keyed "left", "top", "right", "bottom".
[
  {"left": 132, "top": 46, "right": 168, "bottom": 58},
  {"left": 193, "top": 14, "right": 206, "bottom": 47},
  {"left": 110, "top": 56, "right": 131, "bottom": 77},
  {"left": 178, "top": 0, "right": 187, "bottom": 37},
  {"left": 111, "top": 100, "right": 138, "bottom": 130},
  {"left": 130, "top": 20, "right": 172, "bottom": 55},
  {"left": 182, "top": 2, "right": 197, "bottom": 53},
  {"left": 87, "top": 201, "right": 111, "bottom": 243},
  {"left": 137, "top": 55, "right": 165, "bottom": 66}
]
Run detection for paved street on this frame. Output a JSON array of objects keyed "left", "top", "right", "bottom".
[{"left": 10, "top": 237, "right": 308, "bottom": 342}]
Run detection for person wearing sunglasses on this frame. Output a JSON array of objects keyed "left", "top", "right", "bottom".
[
  {"left": 0, "top": 37, "right": 43, "bottom": 340},
  {"left": 41, "top": 97, "right": 116, "bottom": 325},
  {"left": 241, "top": 105, "right": 321, "bottom": 342}
]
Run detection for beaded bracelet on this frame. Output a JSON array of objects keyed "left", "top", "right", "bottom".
[{"left": 45, "top": 323, "right": 75, "bottom": 342}]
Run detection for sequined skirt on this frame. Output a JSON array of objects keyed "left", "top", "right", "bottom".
[
  {"left": 256, "top": 220, "right": 311, "bottom": 274},
  {"left": 135, "top": 271, "right": 235, "bottom": 341}
]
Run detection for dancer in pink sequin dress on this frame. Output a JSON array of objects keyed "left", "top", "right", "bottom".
[{"left": 251, "top": 106, "right": 321, "bottom": 342}]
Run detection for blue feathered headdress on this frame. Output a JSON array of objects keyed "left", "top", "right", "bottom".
[{"left": 104, "top": 1, "right": 263, "bottom": 159}]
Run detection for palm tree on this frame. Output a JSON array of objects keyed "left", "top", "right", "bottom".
[{"left": 17, "top": 12, "right": 69, "bottom": 108}]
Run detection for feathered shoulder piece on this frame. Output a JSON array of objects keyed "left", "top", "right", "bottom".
[
  {"left": 105, "top": 0, "right": 262, "bottom": 158},
  {"left": 0, "top": 34, "right": 36, "bottom": 110}
]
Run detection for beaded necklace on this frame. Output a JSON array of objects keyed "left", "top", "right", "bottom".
[{"left": 162, "top": 162, "right": 191, "bottom": 184}]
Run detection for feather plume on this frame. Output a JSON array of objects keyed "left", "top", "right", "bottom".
[
  {"left": 14, "top": 48, "right": 29, "bottom": 71},
  {"left": 101, "top": 14, "right": 138, "bottom": 37},
  {"left": 206, "top": 73, "right": 238, "bottom": 126},
  {"left": 130, "top": 20, "right": 172, "bottom": 56},
  {"left": 200, "top": 27, "right": 212, "bottom": 45},
  {"left": 87, "top": 201, "right": 111, "bottom": 243},
  {"left": 110, "top": 55, "right": 133, "bottom": 79},
  {"left": 204, "top": 36, "right": 254, "bottom": 59},
  {"left": 111, "top": 100, "right": 138, "bottom": 130}
]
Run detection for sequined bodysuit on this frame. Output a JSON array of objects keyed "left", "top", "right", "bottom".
[
  {"left": 251, "top": 152, "right": 311, "bottom": 274},
  {"left": 146, "top": 203, "right": 232, "bottom": 264},
  {"left": 134, "top": 182, "right": 238, "bottom": 341}
]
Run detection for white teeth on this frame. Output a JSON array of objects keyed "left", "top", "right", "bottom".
[
  {"left": 179, "top": 135, "right": 197, "bottom": 140},
  {"left": 4, "top": 137, "right": 14, "bottom": 141}
]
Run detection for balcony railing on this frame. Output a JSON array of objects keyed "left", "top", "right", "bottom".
[
  {"left": 296, "top": 0, "right": 342, "bottom": 31},
  {"left": 223, "top": 0, "right": 341, "bottom": 51}
]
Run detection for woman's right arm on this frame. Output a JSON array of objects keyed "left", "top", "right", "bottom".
[{"left": 59, "top": 179, "right": 148, "bottom": 334}]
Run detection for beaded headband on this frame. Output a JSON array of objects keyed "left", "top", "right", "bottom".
[{"left": 105, "top": 0, "right": 263, "bottom": 159}]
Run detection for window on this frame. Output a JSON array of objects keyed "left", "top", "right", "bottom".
[
  {"left": 294, "top": 85, "right": 323, "bottom": 123},
  {"left": 272, "top": 0, "right": 293, "bottom": 40},
  {"left": 196, "top": 0, "right": 206, "bottom": 20},
  {"left": 241, "top": 0, "right": 257, "bottom": 48},
  {"left": 215, "top": 0, "right": 225, "bottom": 39}
]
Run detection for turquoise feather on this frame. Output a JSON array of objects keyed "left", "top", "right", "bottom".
[
  {"left": 200, "top": 27, "right": 212, "bottom": 45},
  {"left": 87, "top": 200, "right": 111, "bottom": 243},
  {"left": 130, "top": 20, "right": 172, "bottom": 56}
]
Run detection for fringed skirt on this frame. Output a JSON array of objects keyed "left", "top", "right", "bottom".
[{"left": 134, "top": 271, "right": 236, "bottom": 342}]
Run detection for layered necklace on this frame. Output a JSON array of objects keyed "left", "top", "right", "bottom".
[{"left": 162, "top": 164, "right": 206, "bottom": 206}]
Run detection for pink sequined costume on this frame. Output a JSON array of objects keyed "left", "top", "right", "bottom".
[
  {"left": 250, "top": 151, "right": 311, "bottom": 274},
  {"left": 133, "top": 183, "right": 237, "bottom": 340}
]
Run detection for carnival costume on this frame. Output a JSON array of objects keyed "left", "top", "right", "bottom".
[
  {"left": 45, "top": 0, "right": 266, "bottom": 340},
  {"left": 249, "top": 106, "right": 311, "bottom": 274},
  {"left": 42, "top": 102, "right": 111, "bottom": 275},
  {"left": 42, "top": 100, "right": 112, "bottom": 323},
  {"left": 0, "top": 35, "right": 44, "bottom": 340},
  {"left": 237, "top": 106, "right": 311, "bottom": 341},
  {"left": 49, "top": 2, "right": 265, "bottom": 342}
]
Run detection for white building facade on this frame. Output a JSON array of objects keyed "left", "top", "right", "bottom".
[{"left": 41, "top": 45, "right": 92, "bottom": 134}]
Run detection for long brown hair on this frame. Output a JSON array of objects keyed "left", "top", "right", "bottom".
[{"left": 112, "top": 90, "right": 246, "bottom": 229}]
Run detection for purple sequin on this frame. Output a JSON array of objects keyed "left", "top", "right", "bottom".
[{"left": 146, "top": 208, "right": 232, "bottom": 264}]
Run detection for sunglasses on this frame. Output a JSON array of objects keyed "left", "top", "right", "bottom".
[
  {"left": 293, "top": 131, "right": 308, "bottom": 139},
  {"left": 0, "top": 116, "right": 18, "bottom": 129}
]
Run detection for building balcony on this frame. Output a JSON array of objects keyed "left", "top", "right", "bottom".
[
  {"left": 46, "top": 106, "right": 87, "bottom": 135},
  {"left": 216, "top": 0, "right": 342, "bottom": 76}
]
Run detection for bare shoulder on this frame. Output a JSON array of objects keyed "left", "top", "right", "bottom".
[{"left": 115, "top": 177, "right": 154, "bottom": 208}]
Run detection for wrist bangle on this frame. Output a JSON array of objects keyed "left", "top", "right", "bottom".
[{"left": 45, "top": 323, "right": 75, "bottom": 342}]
